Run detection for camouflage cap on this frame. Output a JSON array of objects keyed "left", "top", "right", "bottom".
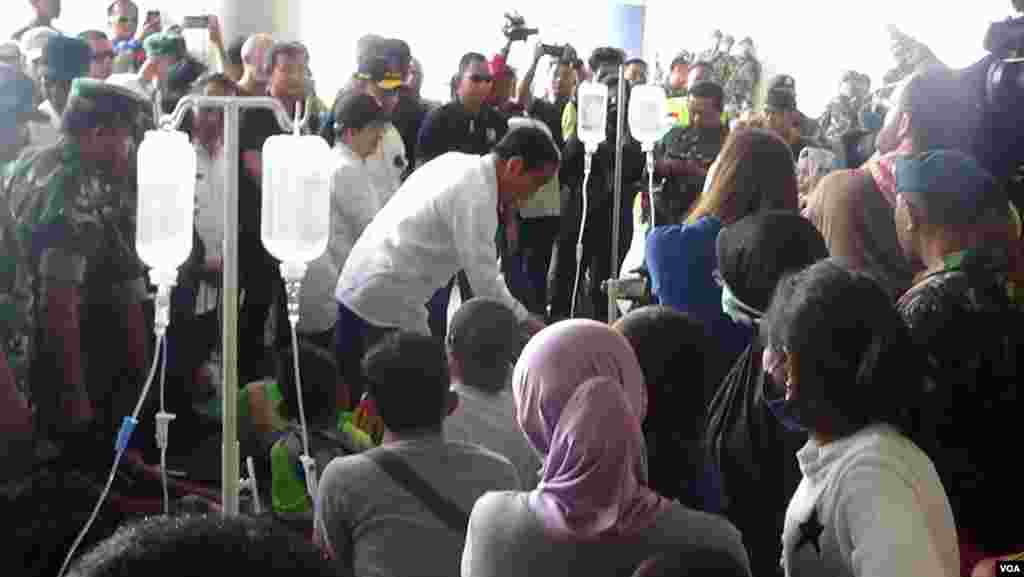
[
  {"left": 63, "top": 77, "right": 154, "bottom": 133},
  {"left": 143, "top": 32, "right": 182, "bottom": 59},
  {"left": 42, "top": 35, "right": 91, "bottom": 82}
]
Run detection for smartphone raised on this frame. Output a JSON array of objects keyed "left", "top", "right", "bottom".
[{"left": 183, "top": 15, "right": 210, "bottom": 29}]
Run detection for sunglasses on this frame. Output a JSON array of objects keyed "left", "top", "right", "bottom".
[
  {"left": 467, "top": 73, "right": 494, "bottom": 84},
  {"left": 116, "top": 17, "right": 138, "bottom": 24}
]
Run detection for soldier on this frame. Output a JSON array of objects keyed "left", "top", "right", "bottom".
[
  {"left": 725, "top": 37, "right": 760, "bottom": 115},
  {"left": 711, "top": 35, "right": 737, "bottom": 86},
  {"left": 819, "top": 70, "right": 867, "bottom": 146},
  {"left": 1, "top": 63, "right": 38, "bottom": 165},
  {"left": 653, "top": 81, "right": 729, "bottom": 223},
  {"left": 699, "top": 29, "right": 724, "bottom": 64},
  {"left": 0, "top": 78, "right": 153, "bottom": 443},
  {"left": 767, "top": 74, "right": 822, "bottom": 144}
]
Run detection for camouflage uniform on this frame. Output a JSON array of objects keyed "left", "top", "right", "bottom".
[
  {"left": 0, "top": 79, "right": 152, "bottom": 436},
  {"left": 726, "top": 52, "right": 760, "bottom": 114}
]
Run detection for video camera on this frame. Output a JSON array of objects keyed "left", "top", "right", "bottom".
[
  {"left": 540, "top": 42, "right": 579, "bottom": 65},
  {"left": 503, "top": 12, "right": 538, "bottom": 43}
]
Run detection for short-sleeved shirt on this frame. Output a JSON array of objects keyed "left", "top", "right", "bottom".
[
  {"left": 317, "top": 436, "right": 520, "bottom": 577},
  {"left": 416, "top": 102, "right": 508, "bottom": 166}
]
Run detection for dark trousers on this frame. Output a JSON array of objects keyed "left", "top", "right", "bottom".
[
  {"left": 166, "top": 286, "right": 221, "bottom": 414},
  {"left": 426, "top": 272, "right": 473, "bottom": 338},
  {"left": 550, "top": 185, "right": 634, "bottom": 321},
  {"left": 334, "top": 302, "right": 396, "bottom": 407},
  {"left": 515, "top": 216, "right": 560, "bottom": 315}
]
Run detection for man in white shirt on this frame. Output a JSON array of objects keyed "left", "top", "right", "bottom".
[
  {"left": 333, "top": 126, "right": 556, "bottom": 407},
  {"left": 299, "top": 92, "right": 391, "bottom": 343}
]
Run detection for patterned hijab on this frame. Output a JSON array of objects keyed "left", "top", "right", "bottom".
[{"left": 512, "top": 320, "right": 668, "bottom": 539}]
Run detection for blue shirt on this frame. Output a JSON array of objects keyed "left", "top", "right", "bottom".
[{"left": 645, "top": 216, "right": 751, "bottom": 362}]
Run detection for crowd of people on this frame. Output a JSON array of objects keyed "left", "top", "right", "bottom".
[{"left": 1, "top": 0, "right": 1023, "bottom": 576}]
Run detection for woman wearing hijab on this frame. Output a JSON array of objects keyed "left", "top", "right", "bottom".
[
  {"left": 613, "top": 306, "right": 724, "bottom": 514},
  {"left": 703, "top": 211, "right": 828, "bottom": 577},
  {"left": 645, "top": 128, "right": 798, "bottom": 372},
  {"left": 762, "top": 260, "right": 958, "bottom": 577},
  {"left": 461, "top": 320, "right": 750, "bottom": 577}
]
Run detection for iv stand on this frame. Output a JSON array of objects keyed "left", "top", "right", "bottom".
[
  {"left": 162, "top": 95, "right": 309, "bottom": 516},
  {"left": 608, "top": 65, "right": 627, "bottom": 325}
]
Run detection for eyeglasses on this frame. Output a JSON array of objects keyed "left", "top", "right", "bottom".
[
  {"left": 468, "top": 73, "right": 494, "bottom": 84},
  {"left": 116, "top": 17, "right": 138, "bottom": 24},
  {"left": 93, "top": 51, "right": 115, "bottom": 62}
]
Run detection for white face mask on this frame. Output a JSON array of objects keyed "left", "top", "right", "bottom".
[{"left": 720, "top": 280, "right": 764, "bottom": 327}]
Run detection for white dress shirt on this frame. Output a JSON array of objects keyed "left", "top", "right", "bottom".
[
  {"left": 299, "top": 142, "right": 394, "bottom": 334},
  {"left": 194, "top": 142, "right": 226, "bottom": 316},
  {"left": 27, "top": 100, "right": 61, "bottom": 149},
  {"left": 335, "top": 152, "right": 529, "bottom": 334},
  {"left": 365, "top": 123, "right": 407, "bottom": 197}
]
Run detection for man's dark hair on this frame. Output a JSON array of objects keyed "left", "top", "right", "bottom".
[
  {"left": 689, "top": 80, "right": 725, "bottom": 112},
  {"left": 106, "top": 0, "right": 137, "bottom": 17},
  {"left": 78, "top": 30, "right": 108, "bottom": 43},
  {"left": 899, "top": 67, "right": 979, "bottom": 154},
  {"left": 67, "top": 514, "right": 335, "bottom": 577},
  {"left": 493, "top": 125, "right": 560, "bottom": 171},
  {"left": 363, "top": 332, "right": 450, "bottom": 434},
  {"left": 266, "top": 41, "right": 308, "bottom": 75},
  {"left": 226, "top": 35, "right": 246, "bottom": 67},
  {"left": 670, "top": 54, "right": 690, "bottom": 71},
  {"left": 194, "top": 72, "right": 239, "bottom": 94},
  {"left": 588, "top": 46, "right": 626, "bottom": 75},
  {"left": 275, "top": 342, "right": 338, "bottom": 424},
  {"left": 761, "top": 259, "right": 925, "bottom": 436},
  {"left": 458, "top": 51, "right": 487, "bottom": 77},
  {"left": 447, "top": 298, "right": 523, "bottom": 393},
  {"left": 624, "top": 57, "right": 647, "bottom": 68}
]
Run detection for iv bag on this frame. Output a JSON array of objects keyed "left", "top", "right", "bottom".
[
  {"left": 577, "top": 81, "right": 609, "bottom": 150},
  {"left": 629, "top": 84, "right": 671, "bottom": 149},
  {"left": 136, "top": 130, "right": 195, "bottom": 286},
  {"left": 261, "top": 133, "right": 332, "bottom": 265}
]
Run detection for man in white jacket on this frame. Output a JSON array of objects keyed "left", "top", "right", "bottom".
[{"left": 333, "top": 126, "right": 556, "bottom": 407}]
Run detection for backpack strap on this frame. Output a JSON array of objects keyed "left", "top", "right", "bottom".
[{"left": 365, "top": 449, "right": 470, "bottom": 533}]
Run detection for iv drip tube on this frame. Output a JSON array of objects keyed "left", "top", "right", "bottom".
[
  {"left": 571, "top": 148, "right": 596, "bottom": 318},
  {"left": 57, "top": 324, "right": 167, "bottom": 577},
  {"left": 646, "top": 150, "right": 656, "bottom": 229},
  {"left": 281, "top": 263, "right": 318, "bottom": 521}
]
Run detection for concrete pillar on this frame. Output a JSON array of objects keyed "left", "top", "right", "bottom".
[{"left": 607, "top": 0, "right": 647, "bottom": 60}]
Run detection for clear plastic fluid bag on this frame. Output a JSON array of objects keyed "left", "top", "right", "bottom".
[
  {"left": 577, "top": 81, "right": 609, "bottom": 150},
  {"left": 629, "top": 84, "right": 671, "bottom": 149},
  {"left": 136, "top": 130, "right": 196, "bottom": 285},
  {"left": 261, "top": 133, "right": 332, "bottom": 265}
]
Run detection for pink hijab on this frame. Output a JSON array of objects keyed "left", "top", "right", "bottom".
[{"left": 512, "top": 320, "right": 668, "bottom": 540}]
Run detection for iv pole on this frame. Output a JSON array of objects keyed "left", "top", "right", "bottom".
[
  {"left": 608, "top": 65, "right": 627, "bottom": 325},
  {"left": 162, "top": 95, "right": 307, "bottom": 516}
]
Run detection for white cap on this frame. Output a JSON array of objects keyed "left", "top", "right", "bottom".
[{"left": 19, "top": 27, "right": 59, "bottom": 63}]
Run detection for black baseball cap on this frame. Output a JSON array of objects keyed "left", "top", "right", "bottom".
[
  {"left": 768, "top": 74, "right": 796, "bottom": 93},
  {"left": 333, "top": 91, "right": 389, "bottom": 132}
]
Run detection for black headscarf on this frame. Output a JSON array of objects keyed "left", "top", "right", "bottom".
[
  {"left": 705, "top": 211, "right": 827, "bottom": 577},
  {"left": 716, "top": 211, "right": 829, "bottom": 314}
]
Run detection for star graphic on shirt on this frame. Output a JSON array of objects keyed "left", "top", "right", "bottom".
[{"left": 796, "top": 508, "right": 824, "bottom": 556}]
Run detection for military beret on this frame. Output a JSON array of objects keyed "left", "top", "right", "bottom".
[
  {"left": 143, "top": 32, "right": 181, "bottom": 59},
  {"left": 63, "top": 77, "right": 154, "bottom": 133},
  {"left": 42, "top": 35, "right": 91, "bottom": 82}
]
